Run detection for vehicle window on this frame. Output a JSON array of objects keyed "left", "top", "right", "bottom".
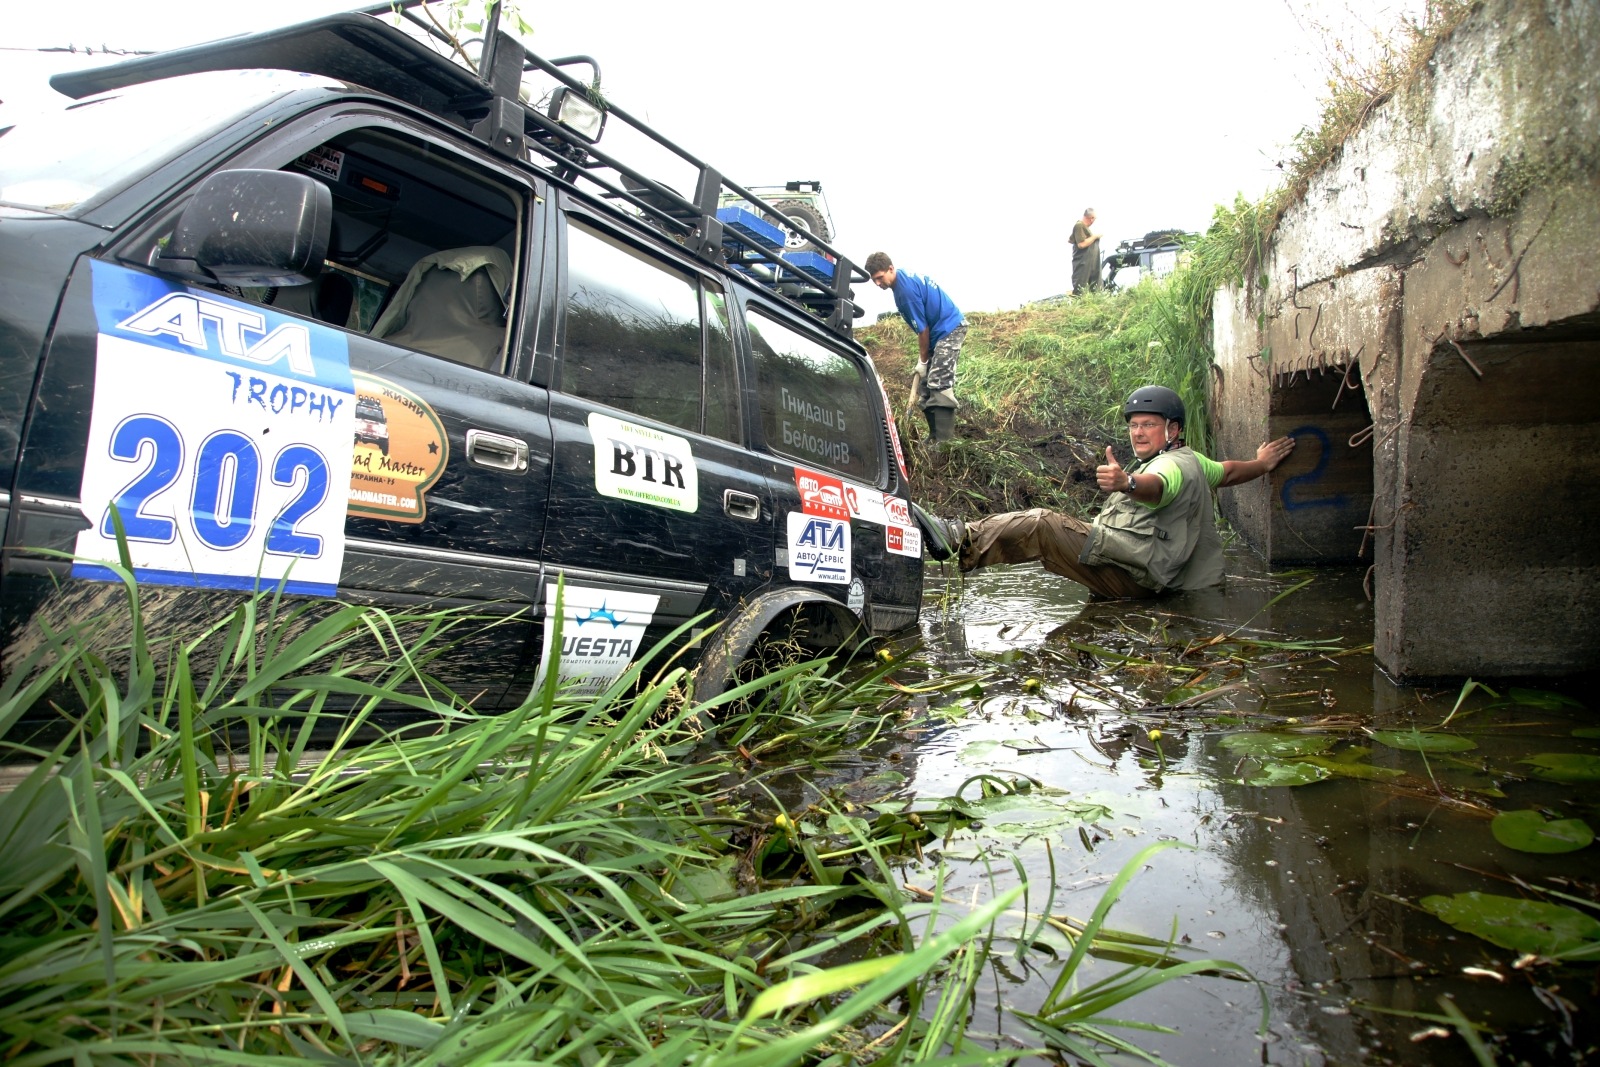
[
  {"left": 138, "top": 124, "right": 525, "bottom": 372},
  {"left": 0, "top": 71, "right": 328, "bottom": 214},
  {"left": 562, "top": 220, "right": 738, "bottom": 440},
  {"left": 704, "top": 288, "right": 740, "bottom": 442},
  {"left": 747, "top": 310, "right": 881, "bottom": 484}
]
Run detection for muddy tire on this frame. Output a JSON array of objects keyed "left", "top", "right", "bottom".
[{"left": 769, "top": 199, "right": 830, "bottom": 253}]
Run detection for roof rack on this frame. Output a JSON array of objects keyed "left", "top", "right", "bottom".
[{"left": 48, "top": 0, "right": 864, "bottom": 336}]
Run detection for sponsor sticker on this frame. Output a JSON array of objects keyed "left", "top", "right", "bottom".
[
  {"left": 880, "top": 377, "right": 910, "bottom": 482},
  {"left": 346, "top": 372, "right": 449, "bottom": 524},
  {"left": 843, "top": 482, "right": 889, "bottom": 526},
  {"left": 590, "top": 412, "right": 698, "bottom": 512},
  {"left": 73, "top": 261, "right": 354, "bottom": 596},
  {"left": 886, "top": 524, "right": 922, "bottom": 558},
  {"left": 882, "top": 493, "right": 912, "bottom": 528},
  {"left": 847, "top": 577, "right": 865, "bottom": 615},
  {"left": 794, "top": 466, "right": 848, "bottom": 520},
  {"left": 787, "top": 512, "right": 850, "bottom": 584},
  {"left": 534, "top": 583, "right": 661, "bottom": 697}
]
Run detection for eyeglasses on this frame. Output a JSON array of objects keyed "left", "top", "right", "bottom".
[{"left": 1127, "top": 418, "right": 1166, "bottom": 430}]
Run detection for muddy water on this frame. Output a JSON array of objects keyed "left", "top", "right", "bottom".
[{"left": 896, "top": 547, "right": 1598, "bottom": 1066}]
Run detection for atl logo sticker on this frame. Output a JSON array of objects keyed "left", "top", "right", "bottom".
[
  {"left": 794, "top": 466, "right": 849, "bottom": 520},
  {"left": 787, "top": 512, "right": 850, "bottom": 584}
]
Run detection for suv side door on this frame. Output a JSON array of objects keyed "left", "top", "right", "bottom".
[
  {"left": 6, "top": 102, "right": 552, "bottom": 706},
  {"left": 535, "top": 197, "right": 775, "bottom": 688}
]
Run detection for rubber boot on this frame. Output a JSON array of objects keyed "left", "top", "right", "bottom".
[{"left": 925, "top": 405, "right": 955, "bottom": 442}]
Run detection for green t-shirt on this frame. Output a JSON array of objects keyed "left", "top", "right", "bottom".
[{"left": 1140, "top": 450, "right": 1224, "bottom": 509}]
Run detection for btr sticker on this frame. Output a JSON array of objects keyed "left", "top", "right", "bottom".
[
  {"left": 590, "top": 412, "right": 698, "bottom": 512},
  {"left": 794, "top": 466, "right": 849, "bottom": 519},
  {"left": 886, "top": 523, "right": 922, "bottom": 558},
  {"left": 787, "top": 512, "right": 850, "bottom": 584},
  {"left": 346, "top": 372, "right": 449, "bottom": 524},
  {"left": 73, "top": 261, "right": 354, "bottom": 596},
  {"left": 534, "top": 583, "right": 660, "bottom": 697}
]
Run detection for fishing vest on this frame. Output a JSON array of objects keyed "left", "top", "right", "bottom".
[{"left": 1078, "top": 446, "right": 1225, "bottom": 592}]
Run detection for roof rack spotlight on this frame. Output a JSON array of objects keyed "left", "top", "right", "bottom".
[{"left": 546, "top": 86, "right": 605, "bottom": 143}]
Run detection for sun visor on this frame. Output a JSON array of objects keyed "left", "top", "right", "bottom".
[{"left": 48, "top": 13, "right": 491, "bottom": 118}]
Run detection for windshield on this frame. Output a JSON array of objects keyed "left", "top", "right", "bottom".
[{"left": 0, "top": 70, "right": 333, "bottom": 214}]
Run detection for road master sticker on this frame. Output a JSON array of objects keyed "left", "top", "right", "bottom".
[
  {"left": 589, "top": 412, "right": 698, "bottom": 512},
  {"left": 73, "top": 261, "right": 354, "bottom": 596},
  {"left": 533, "top": 584, "right": 661, "bottom": 697},
  {"left": 346, "top": 372, "right": 449, "bottom": 524},
  {"left": 787, "top": 512, "right": 851, "bottom": 584}
]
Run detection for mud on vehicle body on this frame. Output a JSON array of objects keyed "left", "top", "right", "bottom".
[{"left": 0, "top": 1, "right": 920, "bottom": 711}]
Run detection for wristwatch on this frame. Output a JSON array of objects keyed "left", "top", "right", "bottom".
[{"left": 1125, "top": 474, "right": 1138, "bottom": 494}]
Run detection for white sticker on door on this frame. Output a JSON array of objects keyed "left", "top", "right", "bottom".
[
  {"left": 534, "top": 583, "right": 661, "bottom": 697},
  {"left": 73, "top": 261, "right": 354, "bottom": 596},
  {"left": 589, "top": 412, "right": 698, "bottom": 512},
  {"left": 787, "top": 512, "right": 851, "bottom": 584}
]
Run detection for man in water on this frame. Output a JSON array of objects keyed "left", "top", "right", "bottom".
[{"left": 921, "top": 386, "right": 1296, "bottom": 597}]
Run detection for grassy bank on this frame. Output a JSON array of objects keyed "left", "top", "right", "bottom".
[
  {"left": 0, "top": 576, "right": 1252, "bottom": 1065},
  {"left": 859, "top": 195, "right": 1270, "bottom": 521}
]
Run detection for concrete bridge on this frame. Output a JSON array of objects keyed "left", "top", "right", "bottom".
[{"left": 1211, "top": 0, "right": 1597, "bottom": 680}]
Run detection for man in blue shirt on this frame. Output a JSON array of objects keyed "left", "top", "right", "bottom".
[{"left": 865, "top": 251, "right": 966, "bottom": 441}]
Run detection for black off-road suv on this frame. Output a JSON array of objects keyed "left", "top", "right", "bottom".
[{"left": 0, "top": 2, "right": 921, "bottom": 706}]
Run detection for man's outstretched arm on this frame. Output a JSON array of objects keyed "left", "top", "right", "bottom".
[{"left": 1219, "top": 436, "right": 1297, "bottom": 487}]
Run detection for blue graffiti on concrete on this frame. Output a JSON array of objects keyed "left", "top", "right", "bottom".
[{"left": 1280, "top": 425, "right": 1349, "bottom": 511}]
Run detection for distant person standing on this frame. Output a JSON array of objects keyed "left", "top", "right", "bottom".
[
  {"left": 865, "top": 251, "right": 965, "bottom": 442},
  {"left": 1071, "top": 208, "right": 1105, "bottom": 294}
]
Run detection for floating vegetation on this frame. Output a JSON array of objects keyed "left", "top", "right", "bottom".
[
  {"left": 1419, "top": 893, "right": 1600, "bottom": 960},
  {"left": 1219, "top": 732, "right": 1335, "bottom": 758},
  {"left": 1520, "top": 753, "right": 1600, "bottom": 783},
  {"left": 1369, "top": 728, "right": 1479, "bottom": 753},
  {"left": 1491, "top": 810, "right": 1594, "bottom": 854}
]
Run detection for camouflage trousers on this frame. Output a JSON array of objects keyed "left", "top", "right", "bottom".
[{"left": 918, "top": 325, "right": 965, "bottom": 411}]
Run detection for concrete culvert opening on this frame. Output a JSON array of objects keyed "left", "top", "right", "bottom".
[
  {"left": 1267, "top": 360, "right": 1375, "bottom": 563},
  {"left": 1377, "top": 321, "right": 1600, "bottom": 677}
]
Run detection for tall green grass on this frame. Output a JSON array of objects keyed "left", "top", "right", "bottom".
[{"left": 0, "top": 568, "right": 1257, "bottom": 1064}]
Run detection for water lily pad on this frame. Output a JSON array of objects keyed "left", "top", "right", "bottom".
[
  {"left": 1420, "top": 892, "right": 1600, "bottom": 957},
  {"left": 1239, "top": 760, "right": 1332, "bottom": 787},
  {"left": 1573, "top": 727, "right": 1600, "bottom": 740},
  {"left": 1369, "top": 729, "right": 1477, "bottom": 753},
  {"left": 1510, "top": 687, "right": 1584, "bottom": 710},
  {"left": 1218, "top": 732, "right": 1335, "bottom": 758},
  {"left": 1301, "top": 755, "right": 1405, "bottom": 781},
  {"left": 1491, "top": 810, "right": 1593, "bottom": 854},
  {"left": 1520, "top": 753, "right": 1600, "bottom": 783}
]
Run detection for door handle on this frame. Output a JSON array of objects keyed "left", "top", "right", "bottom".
[
  {"left": 465, "top": 429, "right": 529, "bottom": 473},
  {"left": 724, "top": 489, "right": 761, "bottom": 521}
]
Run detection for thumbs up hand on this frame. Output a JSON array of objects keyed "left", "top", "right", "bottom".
[{"left": 1096, "top": 446, "right": 1127, "bottom": 493}]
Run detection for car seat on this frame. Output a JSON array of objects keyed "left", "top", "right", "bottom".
[{"left": 370, "top": 246, "right": 512, "bottom": 369}]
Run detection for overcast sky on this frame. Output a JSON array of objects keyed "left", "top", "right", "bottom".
[{"left": 2, "top": 0, "right": 1418, "bottom": 317}]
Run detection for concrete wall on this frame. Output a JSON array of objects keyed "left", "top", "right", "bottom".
[{"left": 1211, "top": 0, "right": 1600, "bottom": 679}]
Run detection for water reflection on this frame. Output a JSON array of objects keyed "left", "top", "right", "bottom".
[{"left": 903, "top": 549, "right": 1598, "bottom": 1065}]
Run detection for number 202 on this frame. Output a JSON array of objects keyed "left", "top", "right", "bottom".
[{"left": 100, "top": 414, "right": 331, "bottom": 557}]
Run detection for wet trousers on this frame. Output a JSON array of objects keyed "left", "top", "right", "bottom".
[{"left": 959, "top": 508, "right": 1157, "bottom": 600}]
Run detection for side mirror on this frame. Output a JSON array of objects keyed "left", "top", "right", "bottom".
[{"left": 156, "top": 169, "right": 331, "bottom": 287}]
